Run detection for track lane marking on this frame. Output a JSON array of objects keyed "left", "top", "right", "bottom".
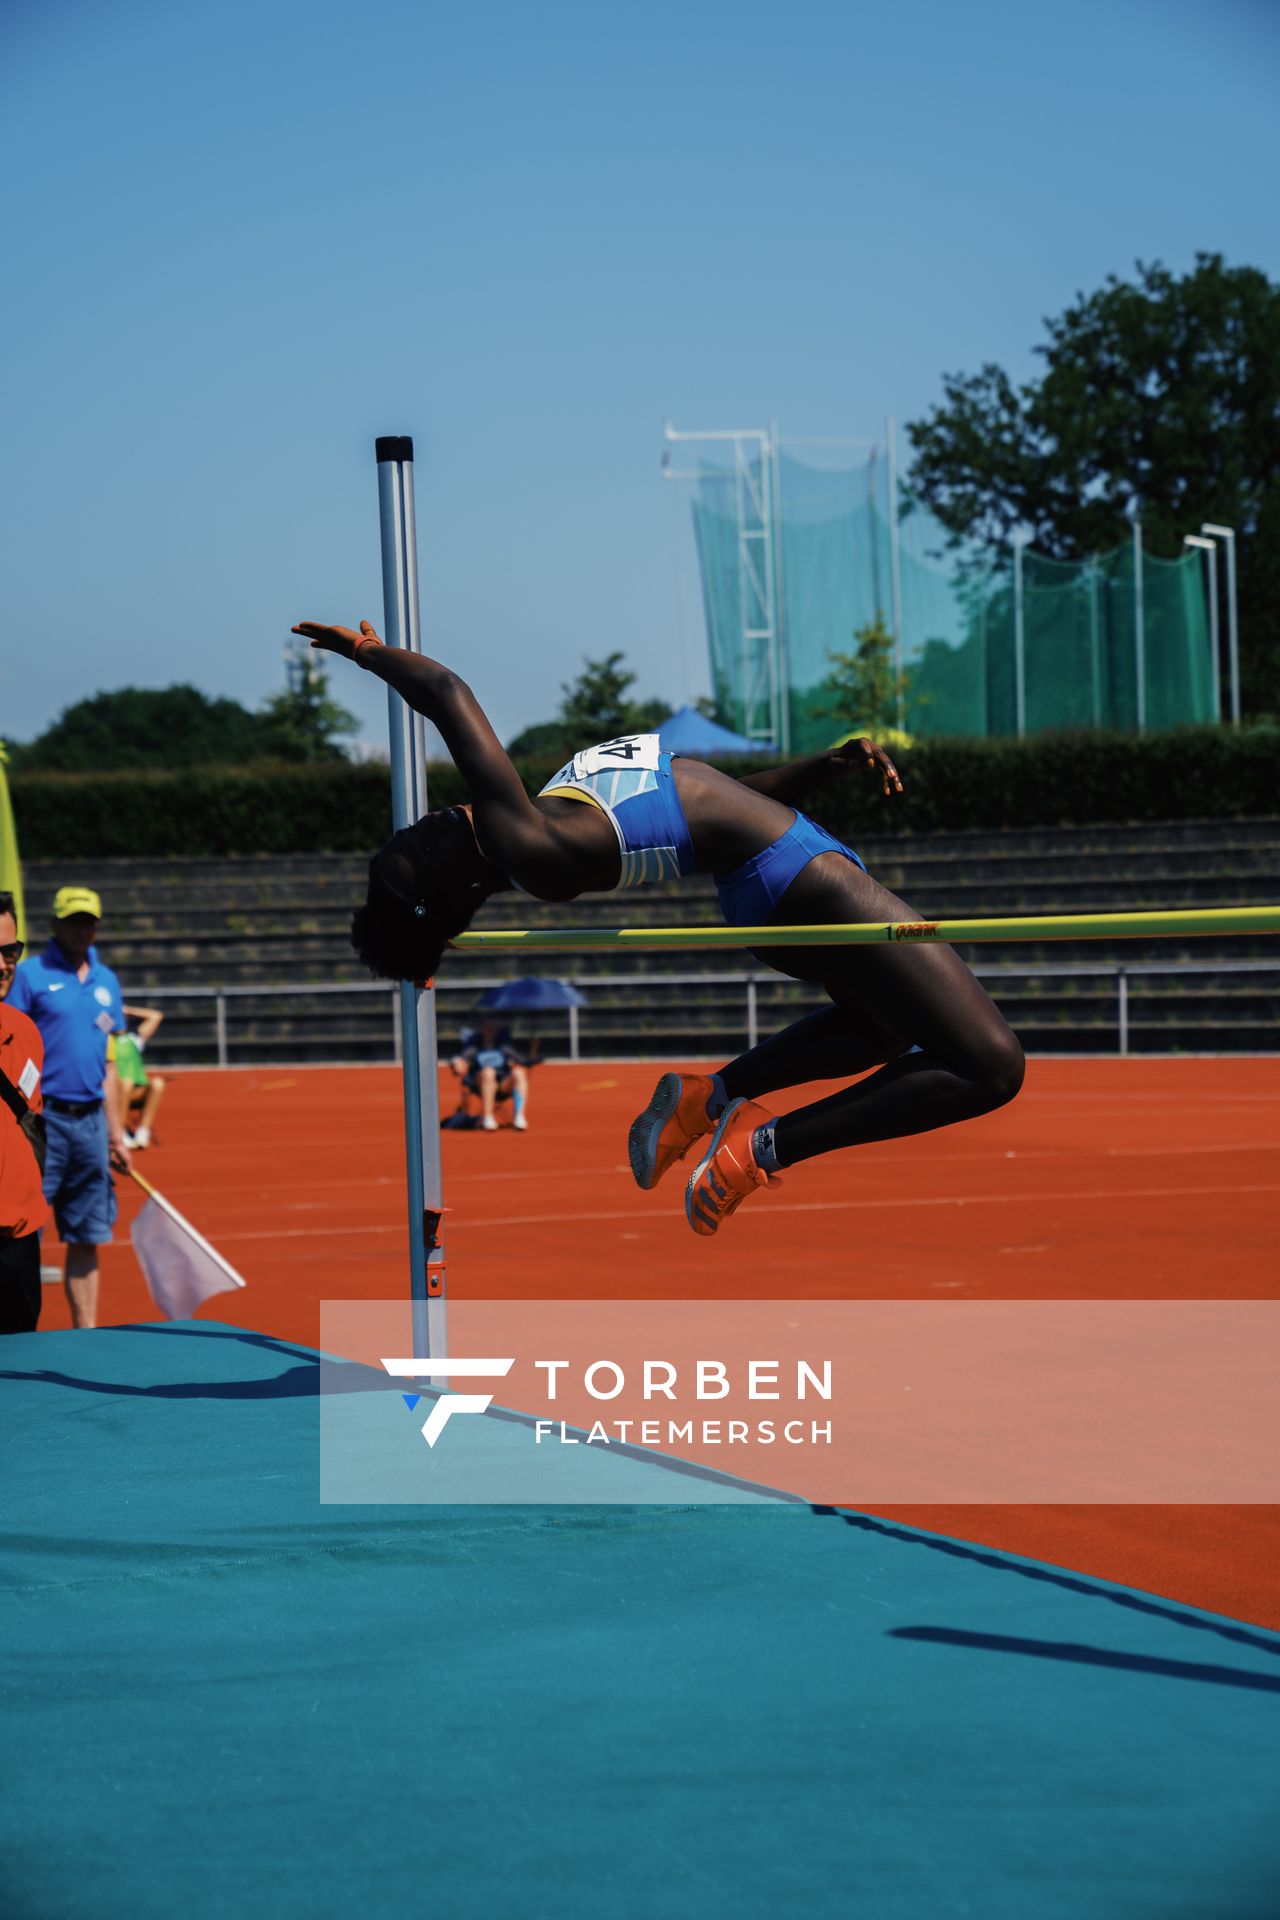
[
  {"left": 131, "top": 1137, "right": 1280, "bottom": 1204},
  {"left": 201, "top": 1181, "right": 1280, "bottom": 1242}
]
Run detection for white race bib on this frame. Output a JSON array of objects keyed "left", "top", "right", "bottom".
[
  {"left": 18, "top": 1057, "right": 40, "bottom": 1099},
  {"left": 572, "top": 734, "right": 662, "bottom": 778}
]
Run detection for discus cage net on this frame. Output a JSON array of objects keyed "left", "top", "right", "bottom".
[{"left": 667, "top": 426, "right": 1218, "bottom": 753}]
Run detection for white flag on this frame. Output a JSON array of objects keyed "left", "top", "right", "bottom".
[{"left": 130, "top": 1190, "right": 247, "bottom": 1320}]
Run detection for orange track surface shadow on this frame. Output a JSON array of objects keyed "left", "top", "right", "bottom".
[{"left": 42, "top": 1055, "right": 1279, "bottom": 1627}]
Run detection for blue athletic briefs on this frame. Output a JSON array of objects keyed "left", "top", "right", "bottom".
[{"left": 714, "top": 811, "right": 867, "bottom": 928}]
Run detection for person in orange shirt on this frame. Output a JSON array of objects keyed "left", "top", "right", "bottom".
[{"left": 0, "top": 889, "right": 50, "bottom": 1334}]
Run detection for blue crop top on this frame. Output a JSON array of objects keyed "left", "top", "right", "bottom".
[{"left": 538, "top": 735, "right": 698, "bottom": 888}]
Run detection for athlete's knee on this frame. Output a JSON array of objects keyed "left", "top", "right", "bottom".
[{"left": 975, "top": 1027, "right": 1024, "bottom": 1110}]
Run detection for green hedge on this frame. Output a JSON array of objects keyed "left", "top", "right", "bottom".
[
  {"left": 764, "top": 724, "right": 1280, "bottom": 841},
  {"left": 9, "top": 727, "right": 1278, "bottom": 858}
]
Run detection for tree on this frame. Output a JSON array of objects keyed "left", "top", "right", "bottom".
[
  {"left": 556, "top": 651, "right": 668, "bottom": 742},
  {"left": 257, "top": 644, "right": 358, "bottom": 763},
  {"left": 906, "top": 254, "right": 1280, "bottom": 714},
  {"left": 814, "top": 612, "right": 912, "bottom": 739},
  {"left": 506, "top": 652, "right": 670, "bottom": 758},
  {"left": 502, "top": 719, "right": 572, "bottom": 758},
  {"left": 10, "top": 685, "right": 272, "bottom": 772}
]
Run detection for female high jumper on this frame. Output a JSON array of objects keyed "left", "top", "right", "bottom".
[{"left": 294, "top": 619, "right": 1024, "bottom": 1237}]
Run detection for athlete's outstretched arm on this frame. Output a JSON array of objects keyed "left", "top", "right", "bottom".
[
  {"left": 736, "top": 737, "right": 903, "bottom": 803},
  {"left": 292, "top": 620, "right": 583, "bottom": 897}
]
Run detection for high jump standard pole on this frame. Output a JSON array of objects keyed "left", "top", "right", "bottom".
[{"left": 375, "top": 436, "right": 446, "bottom": 1360}]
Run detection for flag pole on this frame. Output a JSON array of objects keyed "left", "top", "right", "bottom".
[{"left": 375, "top": 437, "right": 447, "bottom": 1361}]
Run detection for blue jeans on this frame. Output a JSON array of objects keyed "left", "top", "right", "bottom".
[{"left": 42, "top": 1106, "right": 117, "bottom": 1244}]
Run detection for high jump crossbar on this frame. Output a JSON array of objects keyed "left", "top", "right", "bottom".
[{"left": 453, "top": 906, "right": 1280, "bottom": 953}]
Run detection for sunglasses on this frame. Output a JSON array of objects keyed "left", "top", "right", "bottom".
[{"left": 0, "top": 941, "right": 24, "bottom": 964}]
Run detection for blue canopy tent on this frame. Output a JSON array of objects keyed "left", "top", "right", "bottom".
[{"left": 657, "top": 705, "right": 771, "bottom": 756}]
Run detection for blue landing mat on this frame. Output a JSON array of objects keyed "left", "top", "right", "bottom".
[{"left": 1, "top": 1322, "right": 1278, "bottom": 1919}]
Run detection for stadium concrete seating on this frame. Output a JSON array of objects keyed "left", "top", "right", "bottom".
[{"left": 25, "top": 818, "right": 1280, "bottom": 1065}]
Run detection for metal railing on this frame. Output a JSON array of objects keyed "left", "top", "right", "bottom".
[{"left": 127, "top": 959, "right": 1279, "bottom": 1067}]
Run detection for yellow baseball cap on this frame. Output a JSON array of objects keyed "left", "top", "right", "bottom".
[{"left": 52, "top": 885, "right": 102, "bottom": 921}]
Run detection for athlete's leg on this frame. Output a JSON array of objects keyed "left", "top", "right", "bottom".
[
  {"left": 719, "top": 1000, "right": 910, "bottom": 1103},
  {"left": 127, "top": 1075, "right": 165, "bottom": 1149},
  {"left": 744, "top": 853, "right": 1023, "bottom": 1165},
  {"left": 139, "top": 1074, "right": 165, "bottom": 1135}
]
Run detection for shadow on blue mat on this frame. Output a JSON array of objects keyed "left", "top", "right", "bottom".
[
  {"left": 890, "top": 1626, "right": 1280, "bottom": 1692},
  {"left": 0, "top": 1320, "right": 382, "bottom": 1400},
  {"left": 0, "top": 1361, "right": 320, "bottom": 1400},
  {"left": 818, "top": 1509, "right": 1280, "bottom": 1661}
]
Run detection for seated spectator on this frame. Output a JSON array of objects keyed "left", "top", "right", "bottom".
[
  {"left": 117, "top": 1003, "right": 166, "bottom": 1150},
  {"left": 448, "top": 1016, "right": 535, "bottom": 1132}
]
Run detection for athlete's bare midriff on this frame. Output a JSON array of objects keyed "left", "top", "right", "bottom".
[
  {"left": 531, "top": 756, "right": 797, "bottom": 889},
  {"left": 669, "top": 759, "right": 797, "bottom": 873}
]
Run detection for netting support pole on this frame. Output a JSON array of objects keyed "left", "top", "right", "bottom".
[
  {"left": 1013, "top": 536, "right": 1025, "bottom": 738},
  {"left": 1202, "top": 524, "right": 1239, "bottom": 724},
  {"left": 1184, "top": 533, "right": 1222, "bottom": 724},
  {"left": 1202, "top": 523, "right": 1238, "bottom": 722},
  {"left": 376, "top": 436, "right": 447, "bottom": 1362},
  {"left": 886, "top": 416, "right": 905, "bottom": 729},
  {"left": 1117, "top": 967, "right": 1129, "bottom": 1057},
  {"left": 1206, "top": 540, "right": 1221, "bottom": 723},
  {"left": 769, "top": 421, "right": 790, "bottom": 753},
  {"left": 1087, "top": 556, "right": 1102, "bottom": 729},
  {"left": 1133, "top": 517, "right": 1146, "bottom": 734},
  {"left": 1201, "top": 524, "right": 1240, "bottom": 725}
]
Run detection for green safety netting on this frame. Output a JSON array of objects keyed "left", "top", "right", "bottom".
[{"left": 689, "top": 450, "right": 1215, "bottom": 751}]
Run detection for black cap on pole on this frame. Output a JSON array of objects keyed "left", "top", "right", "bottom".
[{"left": 376, "top": 436, "right": 414, "bottom": 463}]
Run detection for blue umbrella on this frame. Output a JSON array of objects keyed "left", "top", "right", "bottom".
[{"left": 476, "top": 976, "right": 587, "bottom": 1012}]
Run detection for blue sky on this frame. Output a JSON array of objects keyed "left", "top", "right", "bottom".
[{"left": 3, "top": 0, "right": 1277, "bottom": 754}]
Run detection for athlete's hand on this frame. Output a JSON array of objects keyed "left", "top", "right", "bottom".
[
  {"left": 291, "top": 619, "right": 385, "bottom": 666},
  {"left": 830, "top": 737, "right": 903, "bottom": 799}
]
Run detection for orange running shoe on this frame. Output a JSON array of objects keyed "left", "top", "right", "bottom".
[
  {"left": 628, "top": 1072, "right": 719, "bottom": 1191},
  {"left": 684, "top": 1098, "right": 781, "bottom": 1237}
]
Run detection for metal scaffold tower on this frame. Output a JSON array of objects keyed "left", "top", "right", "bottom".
[{"left": 663, "top": 424, "right": 788, "bottom": 751}]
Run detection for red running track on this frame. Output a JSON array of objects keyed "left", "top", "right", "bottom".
[{"left": 39, "top": 1055, "right": 1280, "bottom": 1627}]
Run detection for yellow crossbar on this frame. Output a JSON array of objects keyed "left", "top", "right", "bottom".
[{"left": 452, "top": 905, "right": 1280, "bottom": 953}]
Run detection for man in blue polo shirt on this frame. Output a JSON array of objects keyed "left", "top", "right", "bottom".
[{"left": 10, "top": 886, "right": 131, "bottom": 1327}]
